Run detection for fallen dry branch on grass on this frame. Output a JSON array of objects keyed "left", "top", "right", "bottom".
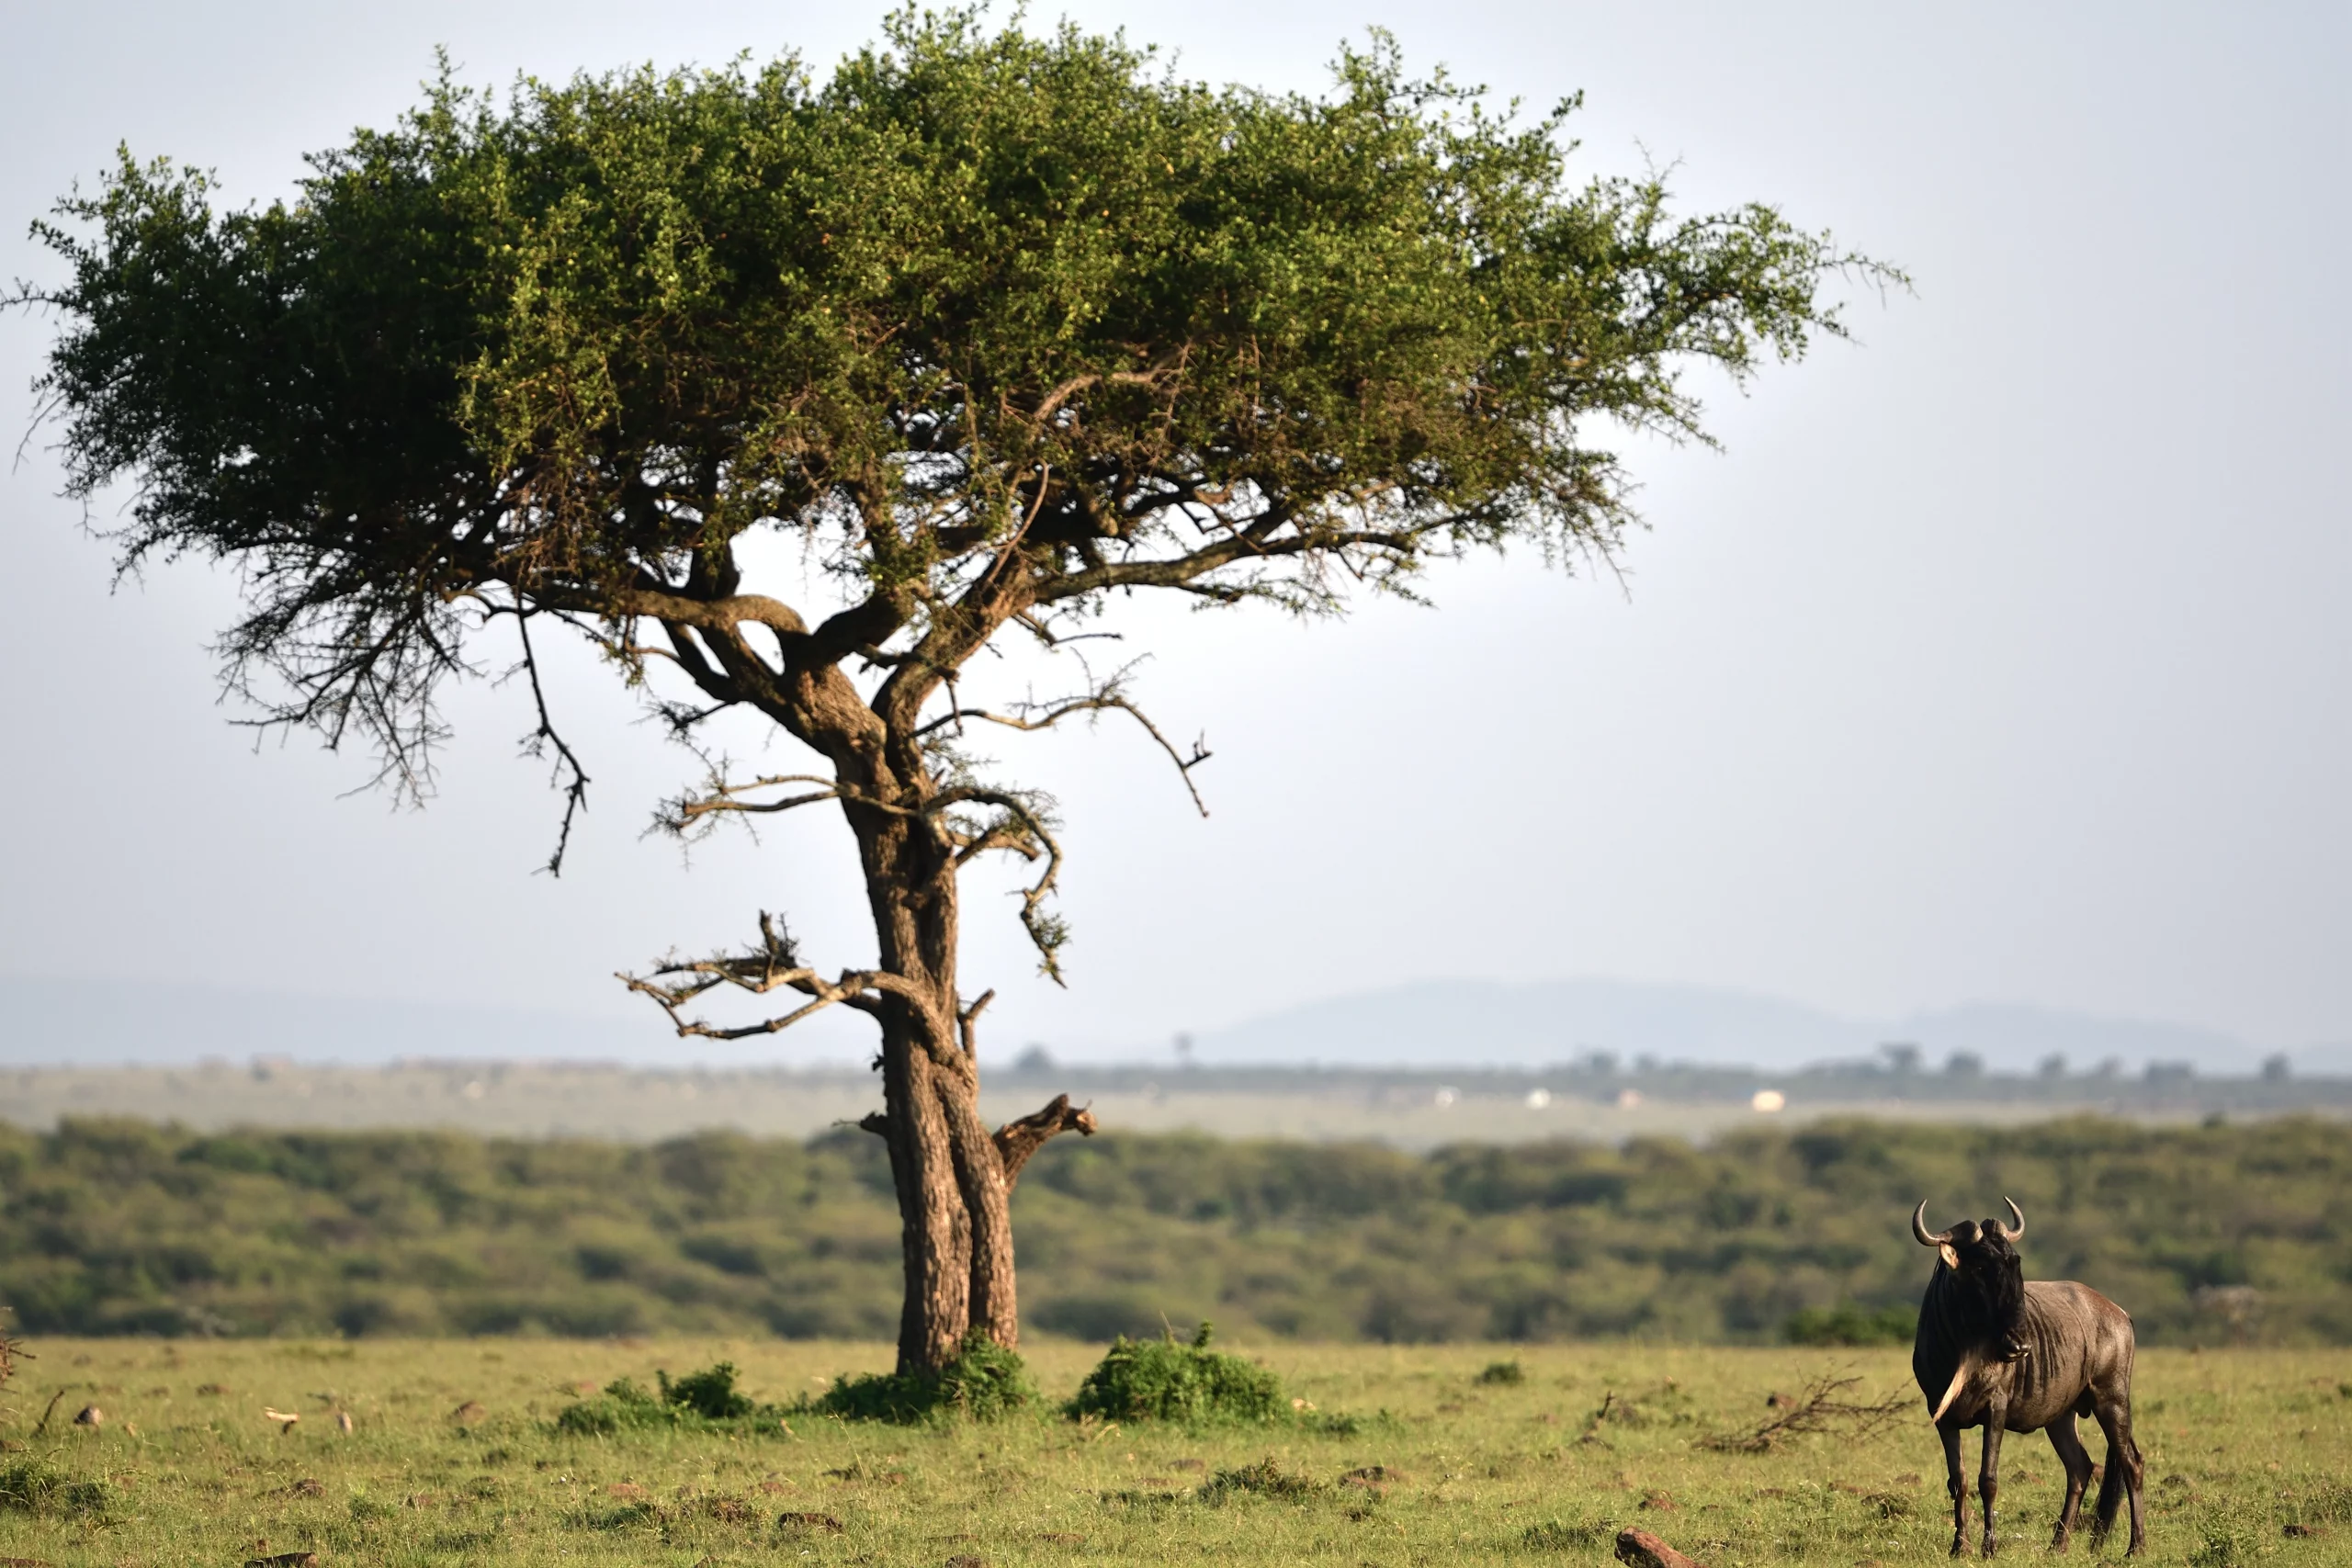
[
  {"left": 1700, "top": 1371, "right": 1912, "bottom": 1453},
  {"left": 1616, "top": 1527, "right": 1711, "bottom": 1568}
]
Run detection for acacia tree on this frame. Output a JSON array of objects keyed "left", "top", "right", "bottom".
[{"left": 25, "top": 13, "right": 1886, "bottom": 1374}]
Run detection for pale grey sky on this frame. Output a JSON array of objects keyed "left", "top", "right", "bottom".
[{"left": 2, "top": 2, "right": 2345, "bottom": 1066}]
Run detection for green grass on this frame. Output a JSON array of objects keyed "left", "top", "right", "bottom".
[{"left": 3, "top": 1338, "right": 2347, "bottom": 1566}]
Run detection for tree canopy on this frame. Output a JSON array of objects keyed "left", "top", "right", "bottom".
[{"left": 33, "top": 15, "right": 1875, "bottom": 864}]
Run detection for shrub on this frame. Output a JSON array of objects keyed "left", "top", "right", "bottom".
[
  {"left": 1782, "top": 1302, "right": 1915, "bottom": 1346},
  {"left": 814, "top": 1331, "right": 1035, "bottom": 1424},
  {"left": 555, "top": 1362, "right": 767, "bottom": 1434},
  {"left": 0, "top": 1458, "right": 110, "bottom": 1517},
  {"left": 554, "top": 1377, "right": 673, "bottom": 1436},
  {"left": 1200, "top": 1456, "right": 1319, "bottom": 1502},
  {"left": 1476, "top": 1359, "right": 1526, "bottom": 1385},
  {"left": 660, "top": 1361, "right": 754, "bottom": 1419},
  {"left": 1067, "top": 1321, "right": 1284, "bottom": 1423}
]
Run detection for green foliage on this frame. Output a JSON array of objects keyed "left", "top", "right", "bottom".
[
  {"left": 2188, "top": 1507, "right": 2272, "bottom": 1568},
  {"left": 553, "top": 1378, "right": 669, "bottom": 1436},
  {"left": 0, "top": 1457, "right": 109, "bottom": 1517},
  {"left": 19, "top": 8, "right": 1880, "bottom": 807},
  {"left": 660, "top": 1360, "right": 754, "bottom": 1419},
  {"left": 6, "top": 1115, "right": 2352, "bottom": 1345},
  {"left": 555, "top": 1361, "right": 767, "bottom": 1434},
  {"left": 1199, "top": 1456, "right": 1321, "bottom": 1502},
  {"left": 1783, "top": 1302, "right": 1917, "bottom": 1346},
  {"left": 1068, "top": 1321, "right": 1285, "bottom": 1423},
  {"left": 813, "top": 1330, "right": 1035, "bottom": 1423}
]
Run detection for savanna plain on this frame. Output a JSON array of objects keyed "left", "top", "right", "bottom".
[{"left": 3, "top": 1337, "right": 2346, "bottom": 1568}]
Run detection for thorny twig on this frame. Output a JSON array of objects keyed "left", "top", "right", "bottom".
[
  {"left": 512, "top": 611, "right": 591, "bottom": 876},
  {"left": 1699, "top": 1371, "right": 1911, "bottom": 1453}
]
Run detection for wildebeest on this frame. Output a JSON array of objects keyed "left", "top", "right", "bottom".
[{"left": 1912, "top": 1198, "right": 2145, "bottom": 1557}]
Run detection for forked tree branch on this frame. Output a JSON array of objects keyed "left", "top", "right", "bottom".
[
  {"left": 958, "top": 987, "right": 996, "bottom": 1057},
  {"left": 918, "top": 683, "right": 1211, "bottom": 817},
  {"left": 932, "top": 785, "right": 1069, "bottom": 982},
  {"left": 617, "top": 910, "right": 933, "bottom": 1040}
]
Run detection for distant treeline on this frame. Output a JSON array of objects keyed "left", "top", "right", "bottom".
[{"left": 1, "top": 1116, "right": 2345, "bottom": 1345}]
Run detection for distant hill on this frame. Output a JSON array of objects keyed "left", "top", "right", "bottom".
[
  {"left": 1193, "top": 978, "right": 2308, "bottom": 1076},
  {"left": 2, "top": 972, "right": 2333, "bottom": 1077}
]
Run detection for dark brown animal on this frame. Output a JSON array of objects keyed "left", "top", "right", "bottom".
[{"left": 1912, "top": 1198, "right": 2145, "bottom": 1557}]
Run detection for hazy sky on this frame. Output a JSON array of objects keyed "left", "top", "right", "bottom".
[{"left": 2, "top": 2, "right": 2345, "bottom": 1065}]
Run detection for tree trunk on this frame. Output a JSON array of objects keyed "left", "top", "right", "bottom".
[
  {"left": 939, "top": 1062, "right": 1019, "bottom": 1348},
  {"left": 797, "top": 632, "right": 1087, "bottom": 1376},
  {"left": 876, "top": 1012, "right": 970, "bottom": 1372},
  {"left": 853, "top": 796, "right": 1018, "bottom": 1374}
]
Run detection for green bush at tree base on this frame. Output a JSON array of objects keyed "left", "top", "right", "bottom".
[
  {"left": 814, "top": 1331, "right": 1036, "bottom": 1424},
  {"left": 1068, "top": 1321, "right": 1286, "bottom": 1423}
]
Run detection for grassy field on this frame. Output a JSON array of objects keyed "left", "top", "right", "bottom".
[{"left": 3, "top": 1338, "right": 2346, "bottom": 1567}]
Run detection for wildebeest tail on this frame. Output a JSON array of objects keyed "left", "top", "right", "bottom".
[{"left": 2094, "top": 1450, "right": 2127, "bottom": 1537}]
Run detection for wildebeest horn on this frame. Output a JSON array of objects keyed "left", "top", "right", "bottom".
[
  {"left": 1912, "top": 1200, "right": 1953, "bottom": 1247},
  {"left": 1993, "top": 1196, "right": 2025, "bottom": 1241}
]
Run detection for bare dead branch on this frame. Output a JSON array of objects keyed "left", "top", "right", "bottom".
[
  {"left": 992, "top": 1092, "right": 1097, "bottom": 1189},
  {"left": 616, "top": 909, "right": 933, "bottom": 1040},
  {"left": 957, "top": 988, "right": 995, "bottom": 1057},
  {"left": 928, "top": 786, "right": 1068, "bottom": 982},
  {"left": 512, "top": 612, "right": 591, "bottom": 876},
  {"left": 916, "top": 679, "right": 1210, "bottom": 817},
  {"left": 666, "top": 773, "right": 845, "bottom": 829},
  {"left": 1698, "top": 1370, "right": 1912, "bottom": 1453}
]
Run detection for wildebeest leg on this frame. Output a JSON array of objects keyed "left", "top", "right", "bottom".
[
  {"left": 2046, "top": 1414, "right": 2096, "bottom": 1551},
  {"left": 1940, "top": 1421, "right": 1969, "bottom": 1557},
  {"left": 2090, "top": 1394, "right": 2147, "bottom": 1556},
  {"left": 1978, "top": 1406, "right": 2007, "bottom": 1557}
]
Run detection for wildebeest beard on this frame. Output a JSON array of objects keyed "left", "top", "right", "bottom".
[{"left": 1954, "top": 1232, "right": 2027, "bottom": 1349}]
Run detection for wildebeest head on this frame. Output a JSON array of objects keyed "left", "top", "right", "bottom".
[{"left": 1914, "top": 1197, "right": 2027, "bottom": 1348}]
